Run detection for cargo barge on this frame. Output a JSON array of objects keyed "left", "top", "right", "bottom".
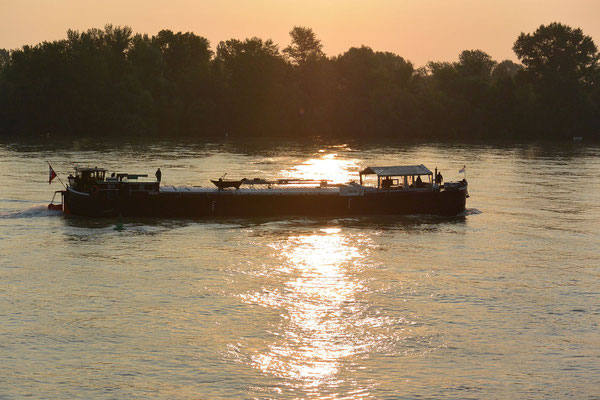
[{"left": 49, "top": 165, "right": 468, "bottom": 217}]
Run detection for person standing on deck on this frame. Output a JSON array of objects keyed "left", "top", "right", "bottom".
[{"left": 155, "top": 168, "right": 162, "bottom": 184}]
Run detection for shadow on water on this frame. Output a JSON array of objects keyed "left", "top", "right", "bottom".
[
  {"left": 60, "top": 212, "right": 472, "bottom": 235},
  {"left": 62, "top": 214, "right": 194, "bottom": 232},
  {"left": 1, "top": 200, "right": 476, "bottom": 235},
  {"left": 256, "top": 214, "right": 469, "bottom": 231}
]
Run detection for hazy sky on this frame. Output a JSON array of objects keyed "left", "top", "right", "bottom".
[{"left": 1, "top": 0, "right": 599, "bottom": 66}]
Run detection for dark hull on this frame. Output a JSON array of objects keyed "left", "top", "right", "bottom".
[{"left": 64, "top": 186, "right": 468, "bottom": 218}]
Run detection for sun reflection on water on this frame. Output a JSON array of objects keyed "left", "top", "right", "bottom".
[
  {"left": 240, "top": 227, "right": 401, "bottom": 398},
  {"left": 282, "top": 153, "right": 360, "bottom": 184},
  {"left": 253, "top": 229, "right": 361, "bottom": 389}
]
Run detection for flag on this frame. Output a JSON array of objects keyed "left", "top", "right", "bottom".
[
  {"left": 49, "top": 164, "right": 57, "bottom": 184},
  {"left": 459, "top": 165, "right": 466, "bottom": 174}
]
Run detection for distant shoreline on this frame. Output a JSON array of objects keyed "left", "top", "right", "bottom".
[
  {"left": 1, "top": 23, "right": 598, "bottom": 141},
  {"left": 2, "top": 133, "right": 598, "bottom": 151}
]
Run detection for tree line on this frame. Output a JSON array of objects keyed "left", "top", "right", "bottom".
[{"left": 0, "top": 23, "right": 598, "bottom": 140}]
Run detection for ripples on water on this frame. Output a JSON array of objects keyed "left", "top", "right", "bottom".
[{"left": 1, "top": 140, "right": 599, "bottom": 399}]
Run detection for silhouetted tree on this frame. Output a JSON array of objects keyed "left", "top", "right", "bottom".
[
  {"left": 282, "top": 27, "right": 333, "bottom": 135},
  {"left": 0, "top": 49, "right": 10, "bottom": 135},
  {"left": 151, "top": 30, "right": 214, "bottom": 136},
  {"left": 283, "top": 26, "right": 325, "bottom": 66},
  {"left": 514, "top": 22, "right": 600, "bottom": 136},
  {"left": 0, "top": 49, "right": 9, "bottom": 69},
  {"left": 334, "top": 46, "right": 415, "bottom": 135},
  {"left": 456, "top": 50, "right": 496, "bottom": 79},
  {"left": 215, "top": 38, "right": 292, "bottom": 135},
  {"left": 514, "top": 22, "right": 598, "bottom": 86},
  {"left": 492, "top": 60, "right": 522, "bottom": 81}
]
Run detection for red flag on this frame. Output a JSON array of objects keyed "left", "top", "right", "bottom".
[{"left": 49, "top": 165, "right": 57, "bottom": 184}]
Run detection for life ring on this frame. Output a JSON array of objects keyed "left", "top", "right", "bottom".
[{"left": 91, "top": 185, "right": 99, "bottom": 195}]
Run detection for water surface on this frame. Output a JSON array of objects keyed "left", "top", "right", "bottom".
[{"left": 1, "top": 140, "right": 599, "bottom": 399}]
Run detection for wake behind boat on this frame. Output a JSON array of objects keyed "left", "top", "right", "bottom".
[{"left": 48, "top": 164, "right": 468, "bottom": 217}]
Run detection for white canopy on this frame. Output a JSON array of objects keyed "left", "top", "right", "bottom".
[{"left": 360, "top": 164, "right": 432, "bottom": 177}]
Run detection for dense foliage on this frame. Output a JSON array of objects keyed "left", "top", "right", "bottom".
[{"left": 0, "top": 23, "right": 598, "bottom": 140}]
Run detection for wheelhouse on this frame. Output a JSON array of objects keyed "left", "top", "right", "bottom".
[
  {"left": 68, "top": 167, "right": 159, "bottom": 194},
  {"left": 68, "top": 167, "right": 107, "bottom": 192}
]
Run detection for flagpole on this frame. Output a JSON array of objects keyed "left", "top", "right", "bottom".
[{"left": 47, "top": 161, "right": 67, "bottom": 189}]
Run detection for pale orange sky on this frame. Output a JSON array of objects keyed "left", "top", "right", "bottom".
[{"left": 0, "top": 0, "right": 598, "bottom": 66}]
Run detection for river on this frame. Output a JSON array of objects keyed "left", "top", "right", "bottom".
[{"left": 1, "top": 139, "right": 599, "bottom": 399}]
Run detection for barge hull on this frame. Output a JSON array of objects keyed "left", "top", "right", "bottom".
[{"left": 64, "top": 187, "right": 467, "bottom": 218}]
